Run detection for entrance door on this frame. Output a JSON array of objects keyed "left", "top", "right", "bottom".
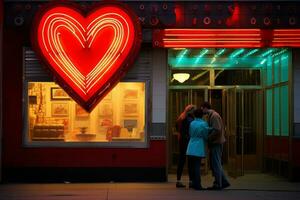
[
  {"left": 225, "top": 88, "right": 243, "bottom": 177},
  {"left": 225, "top": 89, "right": 263, "bottom": 177},
  {"left": 168, "top": 88, "right": 263, "bottom": 175}
]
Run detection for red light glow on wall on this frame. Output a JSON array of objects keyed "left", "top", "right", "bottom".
[
  {"left": 153, "top": 29, "right": 300, "bottom": 48},
  {"left": 32, "top": 2, "right": 141, "bottom": 111}
]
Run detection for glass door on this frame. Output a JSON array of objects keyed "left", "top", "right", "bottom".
[
  {"left": 225, "top": 88, "right": 263, "bottom": 177},
  {"left": 225, "top": 88, "right": 243, "bottom": 177},
  {"left": 239, "top": 89, "right": 263, "bottom": 172}
]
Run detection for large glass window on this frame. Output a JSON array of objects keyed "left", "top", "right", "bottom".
[
  {"left": 263, "top": 50, "right": 290, "bottom": 137},
  {"left": 266, "top": 89, "right": 273, "bottom": 136},
  {"left": 27, "top": 82, "right": 146, "bottom": 143},
  {"left": 280, "top": 85, "right": 289, "bottom": 136}
]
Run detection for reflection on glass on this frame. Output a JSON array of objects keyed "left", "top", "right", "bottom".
[
  {"left": 214, "top": 70, "right": 260, "bottom": 85},
  {"left": 27, "top": 82, "right": 145, "bottom": 142}
]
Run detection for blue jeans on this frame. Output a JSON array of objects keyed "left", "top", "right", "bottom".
[{"left": 210, "top": 144, "right": 229, "bottom": 188}]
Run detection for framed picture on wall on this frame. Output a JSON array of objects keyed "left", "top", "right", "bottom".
[
  {"left": 99, "top": 103, "right": 113, "bottom": 117},
  {"left": 123, "top": 119, "right": 137, "bottom": 132},
  {"left": 51, "top": 102, "right": 69, "bottom": 117},
  {"left": 75, "top": 104, "right": 89, "bottom": 118},
  {"left": 123, "top": 102, "right": 138, "bottom": 116},
  {"left": 124, "top": 89, "right": 138, "bottom": 100},
  {"left": 51, "top": 87, "right": 70, "bottom": 100}
]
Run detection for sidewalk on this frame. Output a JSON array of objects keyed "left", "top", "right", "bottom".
[{"left": 0, "top": 173, "right": 299, "bottom": 200}]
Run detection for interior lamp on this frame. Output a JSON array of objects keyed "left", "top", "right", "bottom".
[{"left": 173, "top": 73, "right": 190, "bottom": 83}]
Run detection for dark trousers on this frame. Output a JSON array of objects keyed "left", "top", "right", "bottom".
[
  {"left": 210, "top": 144, "right": 230, "bottom": 188},
  {"left": 188, "top": 155, "right": 202, "bottom": 190},
  {"left": 176, "top": 141, "right": 188, "bottom": 181}
]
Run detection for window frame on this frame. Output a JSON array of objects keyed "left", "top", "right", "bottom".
[{"left": 22, "top": 48, "right": 150, "bottom": 148}]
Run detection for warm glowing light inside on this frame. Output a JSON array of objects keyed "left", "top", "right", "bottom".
[
  {"left": 173, "top": 73, "right": 190, "bottom": 83},
  {"left": 28, "top": 82, "right": 146, "bottom": 143}
]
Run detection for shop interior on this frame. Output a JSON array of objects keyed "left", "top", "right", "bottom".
[{"left": 26, "top": 82, "right": 146, "bottom": 143}]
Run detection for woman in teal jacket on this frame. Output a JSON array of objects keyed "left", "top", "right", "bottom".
[{"left": 186, "top": 108, "right": 209, "bottom": 190}]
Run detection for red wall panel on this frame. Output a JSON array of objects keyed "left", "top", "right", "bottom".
[
  {"left": 264, "top": 136, "right": 289, "bottom": 160},
  {"left": 292, "top": 138, "right": 300, "bottom": 167}
]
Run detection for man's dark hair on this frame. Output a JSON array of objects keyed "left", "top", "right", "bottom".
[
  {"left": 201, "top": 101, "right": 211, "bottom": 109},
  {"left": 194, "top": 108, "right": 204, "bottom": 118}
]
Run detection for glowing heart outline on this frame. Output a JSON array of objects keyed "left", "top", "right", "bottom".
[{"left": 32, "top": 2, "right": 141, "bottom": 111}]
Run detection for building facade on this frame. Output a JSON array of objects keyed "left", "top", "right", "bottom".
[{"left": 1, "top": 0, "right": 300, "bottom": 182}]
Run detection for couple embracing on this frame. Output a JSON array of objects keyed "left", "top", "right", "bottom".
[{"left": 176, "top": 102, "right": 230, "bottom": 190}]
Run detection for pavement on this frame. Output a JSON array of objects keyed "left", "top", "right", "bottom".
[{"left": 0, "top": 173, "right": 300, "bottom": 200}]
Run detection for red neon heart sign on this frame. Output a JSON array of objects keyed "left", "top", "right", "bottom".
[{"left": 32, "top": 2, "right": 141, "bottom": 111}]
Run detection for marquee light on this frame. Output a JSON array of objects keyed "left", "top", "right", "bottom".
[
  {"left": 153, "top": 29, "right": 300, "bottom": 48},
  {"left": 32, "top": 2, "right": 141, "bottom": 111},
  {"left": 153, "top": 29, "right": 263, "bottom": 48}
]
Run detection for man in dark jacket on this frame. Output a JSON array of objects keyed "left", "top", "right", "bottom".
[{"left": 201, "top": 102, "right": 230, "bottom": 190}]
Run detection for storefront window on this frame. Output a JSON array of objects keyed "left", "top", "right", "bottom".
[
  {"left": 264, "top": 50, "right": 290, "bottom": 137},
  {"left": 26, "top": 82, "right": 146, "bottom": 143}
]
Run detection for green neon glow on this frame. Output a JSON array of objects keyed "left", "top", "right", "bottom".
[
  {"left": 272, "top": 49, "right": 287, "bottom": 57},
  {"left": 211, "top": 49, "right": 226, "bottom": 64},
  {"left": 229, "top": 49, "right": 245, "bottom": 58},
  {"left": 243, "top": 49, "right": 259, "bottom": 57},
  {"left": 260, "top": 58, "right": 267, "bottom": 65},
  {"left": 169, "top": 48, "right": 289, "bottom": 69},
  {"left": 261, "top": 49, "right": 274, "bottom": 57},
  {"left": 195, "top": 49, "right": 209, "bottom": 63},
  {"left": 177, "top": 49, "right": 189, "bottom": 63},
  {"left": 216, "top": 48, "right": 226, "bottom": 56}
]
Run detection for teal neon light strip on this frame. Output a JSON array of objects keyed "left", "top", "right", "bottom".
[
  {"left": 243, "top": 49, "right": 259, "bottom": 57},
  {"left": 176, "top": 49, "right": 189, "bottom": 63},
  {"left": 216, "top": 48, "right": 226, "bottom": 56},
  {"left": 169, "top": 48, "right": 289, "bottom": 69},
  {"left": 230, "top": 49, "right": 245, "bottom": 58},
  {"left": 211, "top": 49, "right": 226, "bottom": 64},
  {"left": 260, "top": 58, "right": 267, "bottom": 65},
  {"left": 272, "top": 49, "right": 287, "bottom": 57},
  {"left": 261, "top": 49, "right": 274, "bottom": 57},
  {"left": 170, "top": 57, "right": 266, "bottom": 68},
  {"left": 195, "top": 49, "right": 209, "bottom": 64}
]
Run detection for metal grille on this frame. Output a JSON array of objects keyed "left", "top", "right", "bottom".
[{"left": 23, "top": 47, "right": 152, "bottom": 81}]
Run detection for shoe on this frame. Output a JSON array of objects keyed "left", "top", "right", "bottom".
[
  {"left": 206, "top": 186, "right": 222, "bottom": 190},
  {"left": 176, "top": 181, "right": 186, "bottom": 188},
  {"left": 222, "top": 182, "right": 231, "bottom": 189}
]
